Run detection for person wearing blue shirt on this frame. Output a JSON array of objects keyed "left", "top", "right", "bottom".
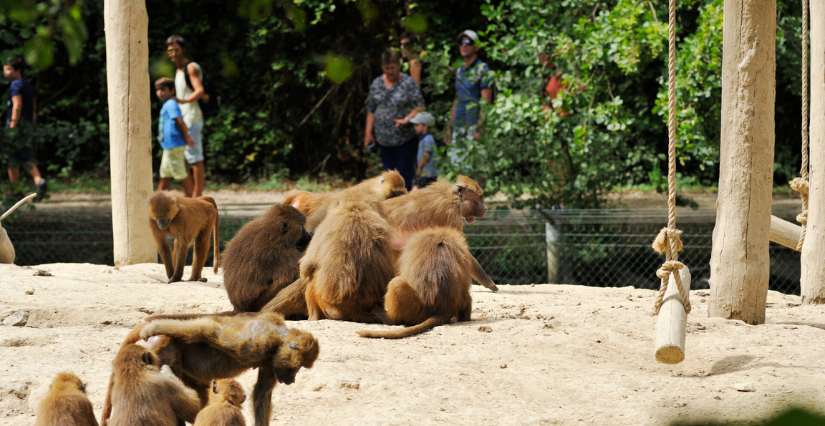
[
  {"left": 445, "top": 30, "right": 493, "bottom": 177},
  {"left": 410, "top": 112, "right": 438, "bottom": 189},
  {"left": 3, "top": 57, "right": 46, "bottom": 200},
  {"left": 154, "top": 77, "right": 195, "bottom": 196}
]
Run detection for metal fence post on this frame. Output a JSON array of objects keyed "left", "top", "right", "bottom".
[{"left": 546, "top": 221, "right": 559, "bottom": 284}]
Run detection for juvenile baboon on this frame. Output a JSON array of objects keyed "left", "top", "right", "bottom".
[
  {"left": 283, "top": 170, "right": 406, "bottom": 232},
  {"left": 383, "top": 175, "right": 498, "bottom": 292},
  {"left": 34, "top": 372, "right": 98, "bottom": 426},
  {"left": 103, "top": 312, "right": 319, "bottom": 426},
  {"left": 193, "top": 379, "right": 246, "bottom": 426},
  {"left": 302, "top": 196, "right": 395, "bottom": 323},
  {"left": 358, "top": 227, "right": 475, "bottom": 339},
  {"left": 107, "top": 343, "right": 202, "bottom": 426},
  {"left": 222, "top": 204, "right": 312, "bottom": 312},
  {"left": 148, "top": 190, "right": 220, "bottom": 283}
]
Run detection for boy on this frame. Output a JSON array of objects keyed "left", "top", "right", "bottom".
[
  {"left": 4, "top": 57, "right": 47, "bottom": 200},
  {"left": 154, "top": 77, "right": 195, "bottom": 196},
  {"left": 410, "top": 112, "right": 438, "bottom": 189}
]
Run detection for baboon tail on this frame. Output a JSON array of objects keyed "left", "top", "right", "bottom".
[
  {"left": 199, "top": 196, "right": 220, "bottom": 274},
  {"left": 357, "top": 316, "right": 447, "bottom": 339}
]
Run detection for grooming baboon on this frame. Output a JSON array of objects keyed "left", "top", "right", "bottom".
[
  {"left": 193, "top": 379, "right": 246, "bottom": 426},
  {"left": 34, "top": 372, "right": 98, "bottom": 426},
  {"left": 102, "top": 312, "right": 319, "bottom": 426},
  {"left": 107, "top": 342, "right": 202, "bottom": 426},
  {"left": 148, "top": 190, "right": 220, "bottom": 283},
  {"left": 383, "top": 175, "right": 498, "bottom": 292},
  {"left": 358, "top": 227, "right": 475, "bottom": 339},
  {"left": 283, "top": 170, "right": 407, "bottom": 232},
  {"left": 302, "top": 195, "right": 395, "bottom": 322},
  {"left": 222, "top": 204, "right": 312, "bottom": 312}
]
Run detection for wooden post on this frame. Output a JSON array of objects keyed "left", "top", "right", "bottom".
[
  {"left": 655, "top": 267, "right": 691, "bottom": 364},
  {"left": 770, "top": 215, "right": 802, "bottom": 251},
  {"left": 708, "top": 0, "right": 775, "bottom": 324},
  {"left": 545, "top": 222, "right": 559, "bottom": 283},
  {"left": 802, "top": 1, "right": 825, "bottom": 304},
  {"left": 104, "top": 0, "right": 156, "bottom": 265}
]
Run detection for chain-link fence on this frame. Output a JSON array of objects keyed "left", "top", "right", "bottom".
[{"left": 2, "top": 205, "right": 802, "bottom": 294}]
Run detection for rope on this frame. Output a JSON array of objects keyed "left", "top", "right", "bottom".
[
  {"left": 652, "top": 0, "right": 690, "bottom": 316},
  {"left": 793, "top": 0, "right": 810, "bottom": 251}
]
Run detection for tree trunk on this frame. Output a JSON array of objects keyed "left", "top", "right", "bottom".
[
  {"left": 802, "top": 0, "right": 825, "bottom": 304},
  {"left": 708, "top": 0, "right": 775, "bottom": 324},
  {"left": 104, "top": 0, "right": 156, "bottom": 265}
]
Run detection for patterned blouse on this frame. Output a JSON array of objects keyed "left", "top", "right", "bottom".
[{"left": 367, "top": 73, "right": 425, "bottom": 147}]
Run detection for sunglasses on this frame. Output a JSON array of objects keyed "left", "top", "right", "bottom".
[
  {"left": 166, "top": 48, "right": 180, "bottom": 54},
  {"left": 460, "top": 39, "right": 474, "bottom": 46}
]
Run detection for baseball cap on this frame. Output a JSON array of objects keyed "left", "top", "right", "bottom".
[
  {"left": 409, "top": 112, "right": 435, "bottom": 126},
  {"left": 457, "top": 30, "right": 479, "bottom": 42}
]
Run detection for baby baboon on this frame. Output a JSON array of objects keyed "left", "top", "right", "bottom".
[
  {"left": 148, "top": 190, "right": 220, "bottom": 283},
  {"left": 107, "top": 342, "right": 202, "bottom": 426},
  {"left": 284, "top": 170, "right": 407, "bottom": 232},
  {"left": 136, "top": 312, "right": 318, "bottom": 426},
  {"left": 222, "top": 204, "right": 312, "bottom": 312},
  {"left": 358, "top": 227, "right": 475, "bottom": 339},
  {"left": 35, "top": 372, "right": 98, "bottom": 426},
  {"left": 193, "top": 379, "right": 246, "bottom": 426},
  {"left": 383, "top": 175, "right": 498, "bottom": 292}
]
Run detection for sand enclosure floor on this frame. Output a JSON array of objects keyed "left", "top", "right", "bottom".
[{"left": 1, "top": 263, "right": 824, "bottom": 425}]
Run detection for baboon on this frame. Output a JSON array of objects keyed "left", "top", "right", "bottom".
[
  {"left": 193, "top": 379, "right": 246, "bottom": 426},
  {"left": 283, "top": 170, "right": 407, "bottom": 232},
  {"left": 358, "top": 227, "right": 475, "bottom": 339},
  {"left": 34, "top": 372, "right": 98, "bottom": 426},
  {"left": 383, "top": 175, "right": 498, "bottom": 292},
  {"left": 148, "top": 190, "right": 220, "bottom": 283},
  {"left": 107, "top": 342, "right": 202, "bottom": 426},
  {"left": 302, "top": 195, "right": 395, "bottom": 323},
  {"left": 102, "top": 312, "right": 319, "bottom": 426},
  {"left": 222, "top": 204, "right": 312, "bottom": 312}
]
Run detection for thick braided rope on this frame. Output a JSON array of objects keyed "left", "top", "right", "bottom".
[
  {"left": 794, "top": 0, "right": 810, "bottom": 251},
  {"left": 652, "top": 0, "right": 690, "bottom": 316}
]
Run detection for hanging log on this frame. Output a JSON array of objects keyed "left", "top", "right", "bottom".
[
  {"left": 655, "top": 266, "right": 691, "bottom": 364},
  {"left": 770, "top": 215, "right": 802, "bottom": 251}
]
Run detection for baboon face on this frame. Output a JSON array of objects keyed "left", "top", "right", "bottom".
[
  {"left": 276, "top": 204, "right": 312, "bottom": 249},
  {"left": 213, "top": 379, "right": 246, "bottom": 405},
  {"left": 273, "top": 367, "right": 301, "bottom": 385},
  {"left": 456, "top": 175, "right": 486, "bottom": 223},
  {"left": 148, "top": 192, "right": 181, "bottom": 230}
]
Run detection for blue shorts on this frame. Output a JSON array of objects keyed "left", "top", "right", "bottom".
[{"left": 184, "top": 120, "right": 204, "bottom": 164}]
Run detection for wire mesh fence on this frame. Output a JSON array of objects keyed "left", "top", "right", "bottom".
[{"left": 2, "top": 205, "right": 803, "bottom": 294}]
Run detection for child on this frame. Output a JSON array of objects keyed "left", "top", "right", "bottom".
[
  {"left": 154, "top": 77, "right": 195, "bottom": 196},
  {"left": 410, "top": 112, "right": 438, "bottom": 189}
]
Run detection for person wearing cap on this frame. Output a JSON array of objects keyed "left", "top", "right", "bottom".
[
  {"left": 365, "top": 49, "right": 426, "bottom": 191},
  {"left": 445, "top": 29, "right": 493, "bottom": 173},
  {"left": 410, "top": 111, "right": 438, "bottom": 189}
]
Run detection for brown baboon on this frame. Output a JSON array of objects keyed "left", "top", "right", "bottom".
[
  {"left": 102, "top": 312, "right": 319, "bottom": 426},
  {"left": 193, "top": 379, "right": 246, "bottom": 426},
  {"left": 383, "top": 175, "right": 498, "bottom": 292},
  {"left": 107, "top": 342, "right": 202, "bottom": 426},
  {"left": 358, "top": 227, "right": 475, "bottom": 339},
  {"left": 222, "top": 204, "right": 312, "bottom": 312},
  {"left": 303, "top": 195, "right": 395, "bottom": 323},
  {"left": 284, "top": 170, "right": 407, "bottom": 232},
  {"left": 34, "top": 372, "right": 98, "bottom": 426},
  {"left": 148, "top": 190, "right": 220, "bottom": 283}
]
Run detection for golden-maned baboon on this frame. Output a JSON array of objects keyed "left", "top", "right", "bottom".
[
  {"left": 303, "top": 195, "right": 395, "bottom": 322},
  {"left": 102, "top": 312, "right": 319, "bottom": 426},
  {"left": 283, "top": 170, "right": 406, "bottom": 232},
  {"left": 358, "top": 227, "right": 475, "bottom": 339},
  {"left": 107, "top": 343, "right": 202, "bottom": 426},
  {"left": 148, "top": 190, "right": 220, "bottom": 283},
  {"left": 383, "top": 175, "right": 498, "bottom": 292},
  {"left": 222, "top": 204, "right": 312, "bottom": 312},
  {"left": 34, "top": 372, "right": 98, "bottom": 426},
  {"left": 193, "top": 379, "right": 246, "bottom": 426}
]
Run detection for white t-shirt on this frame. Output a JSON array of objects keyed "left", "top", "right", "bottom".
[{"left": 174, "top": 62, "right": 203, "bottom": 125}]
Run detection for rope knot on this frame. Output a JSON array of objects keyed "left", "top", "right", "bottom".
[
  {"left": 652, "top": 227, "right": 684, "bottom": 255},
  {"left": 790, "top": 177, "right": 809, "bottom": 195},
  {"left": 656, "top": 260, "right": 684, "bottom": 279},
  {"left": 797, "top": 212, "right": 808, "bottom": 226}
]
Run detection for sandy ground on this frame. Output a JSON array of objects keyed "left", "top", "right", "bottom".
[{"left": 1, "top": 263, "right": 824, "bottom": 425}]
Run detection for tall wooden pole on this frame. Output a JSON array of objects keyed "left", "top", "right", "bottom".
[
  {"left": 104, "top": 0, "right": 156, "bottom": 265},
  {"left": 801, "top": 0, "right": 825, "bottom": 304},
  {"left": 708, "top": 0, "right": 775, "bottom": 324}
]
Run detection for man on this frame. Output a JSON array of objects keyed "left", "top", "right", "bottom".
[
  {"left": 3, "top": 57, "right": 46, "bottom": 200},
  {"left": 445, "top": 29, "right": 493, "bottom": 173},
  {"left": 166, "top": 35, "right": 206, "bottom": 197}
]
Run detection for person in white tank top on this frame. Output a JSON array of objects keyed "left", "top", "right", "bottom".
[{"left": 166, "top": 35, "right": 206, "bottom": 197}]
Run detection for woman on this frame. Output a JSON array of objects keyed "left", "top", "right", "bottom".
[
  {"left": 400, "top": 32, "right": 422, "bottom": 86},
  {"left": 365, "top": 49, "right": 425, "bottom": 191}
]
